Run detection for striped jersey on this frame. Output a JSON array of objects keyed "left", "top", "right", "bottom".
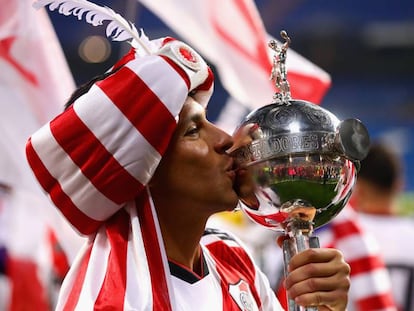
[
  {"left": 54, "top": 203, "right": 282, "bottom": 311},
  {"left": 170, "top": 228, "right": 282, "bottom": 311},
  {"left": 357, "top": 213, "right": 414, "bottom": 311},
  {"left": 316, "top": 206, "right": 397, "bottom": 311}
]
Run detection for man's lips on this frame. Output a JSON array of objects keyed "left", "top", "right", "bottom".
[
  {"left": 226, "top": 170, "right": 236, "bottom": 182},
  {"left": 225, "top": 159, "right": 237, "bottom": 182}
]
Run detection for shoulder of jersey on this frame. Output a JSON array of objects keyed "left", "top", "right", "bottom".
[
  {"left": 204, "top": 227, "right": 237, "bottom": 239},
  {"left": 201, "top": 227, "right": 244, "bottom": 247}
]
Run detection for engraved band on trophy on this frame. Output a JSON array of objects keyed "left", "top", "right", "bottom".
[{"left": 232, "top": 31, "right": 370, "bottom": 311}]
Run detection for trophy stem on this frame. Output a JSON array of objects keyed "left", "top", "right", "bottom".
[{"left": 282, "top": 220, "right": 320, "bottom": 311}]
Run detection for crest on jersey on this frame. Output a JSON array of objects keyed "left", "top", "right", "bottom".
[{"left": 229, "top": 279, "right": 259, "bottom": 311}]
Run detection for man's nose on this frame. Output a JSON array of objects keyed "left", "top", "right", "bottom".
[{"left": 214, "top": 128, "right": 234, "bottom": 154}]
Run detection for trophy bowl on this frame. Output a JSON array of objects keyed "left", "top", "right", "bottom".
[{"left": 232, "top": 99, "right": 369, "bottom": 233}]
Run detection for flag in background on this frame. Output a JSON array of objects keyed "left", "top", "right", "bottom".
[
  {"left": 0, "top": 1, "right": 83, "bottom": 309},
  {"left": 136, "top": 0, "right": 331, "bottom": 132}
]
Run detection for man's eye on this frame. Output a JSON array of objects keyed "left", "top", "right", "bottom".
[{"left": 185, "top": 125, "right": 199, "bottom": 136}]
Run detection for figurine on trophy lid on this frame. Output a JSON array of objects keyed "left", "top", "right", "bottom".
[{"left": 231, "top": 31, "right": 370, "bottom": 311}]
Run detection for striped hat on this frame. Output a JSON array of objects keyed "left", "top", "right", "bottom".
[{"left": 26, "top": 37, "right": 214, "bottom": 309}]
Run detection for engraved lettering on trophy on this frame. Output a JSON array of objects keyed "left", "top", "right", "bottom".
[
  {"left": 251, "top": 141, "right": 264, "bottom": 160},
  {"left": 268, "top": 134, "right": 319, "bottom": 154},
  {"left": 303, "top": 134, "right": 318, "bottom": 149},
  {"left": 291, "top": 136, "right": 300, "bottom": 149}
]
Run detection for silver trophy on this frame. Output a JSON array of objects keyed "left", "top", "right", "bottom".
[{"left": 232, "top": 31, "right": 370, "bottom": 311}]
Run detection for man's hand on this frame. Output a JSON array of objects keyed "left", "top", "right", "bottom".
[{"left": 285, "top": 248, "right": 350, "bottom": 311}]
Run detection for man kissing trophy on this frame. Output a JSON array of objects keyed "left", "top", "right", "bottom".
[{"left": 232, "top": 31, "right": 370, "bottom": 311}]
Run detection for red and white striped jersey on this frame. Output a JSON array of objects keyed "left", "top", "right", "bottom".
[
  {"left": 54, "top": 204, "right": 282, "bottom": 311},
  {"left": 357, "top": 213, "right": 414, "bottom": 311},
  {"left": 171, "top": 228, "right": 283, "bottom": 311}
]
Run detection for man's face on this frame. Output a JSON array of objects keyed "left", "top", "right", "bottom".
[{"left": 150, "top": 97, "right": 239, "bottom": 215}]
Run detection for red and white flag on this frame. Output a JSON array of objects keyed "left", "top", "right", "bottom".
[
  {"left": 0, "top": 1, "right": 82, "bottom": 309},
  {"left": 137, "top": 0, "right": 331, "bottom": 132}
]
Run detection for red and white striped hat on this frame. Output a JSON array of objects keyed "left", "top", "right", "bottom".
[{"left": 26, "top": 1, "right": 214, "bottom": 309}]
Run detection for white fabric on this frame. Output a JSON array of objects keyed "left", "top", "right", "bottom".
[
  {"left": 137, "top": 0, "right": 331, "bottom": 110},
  {"left": 0, "top": 0, "right": 84, "bottom": 269},
  {"left": 357, "top": 213, "right": 414, "bottom": 310}
]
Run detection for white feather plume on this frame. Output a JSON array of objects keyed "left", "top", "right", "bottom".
[{"left": 33, "top": 0, "right": 155, "bottom": 55}]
